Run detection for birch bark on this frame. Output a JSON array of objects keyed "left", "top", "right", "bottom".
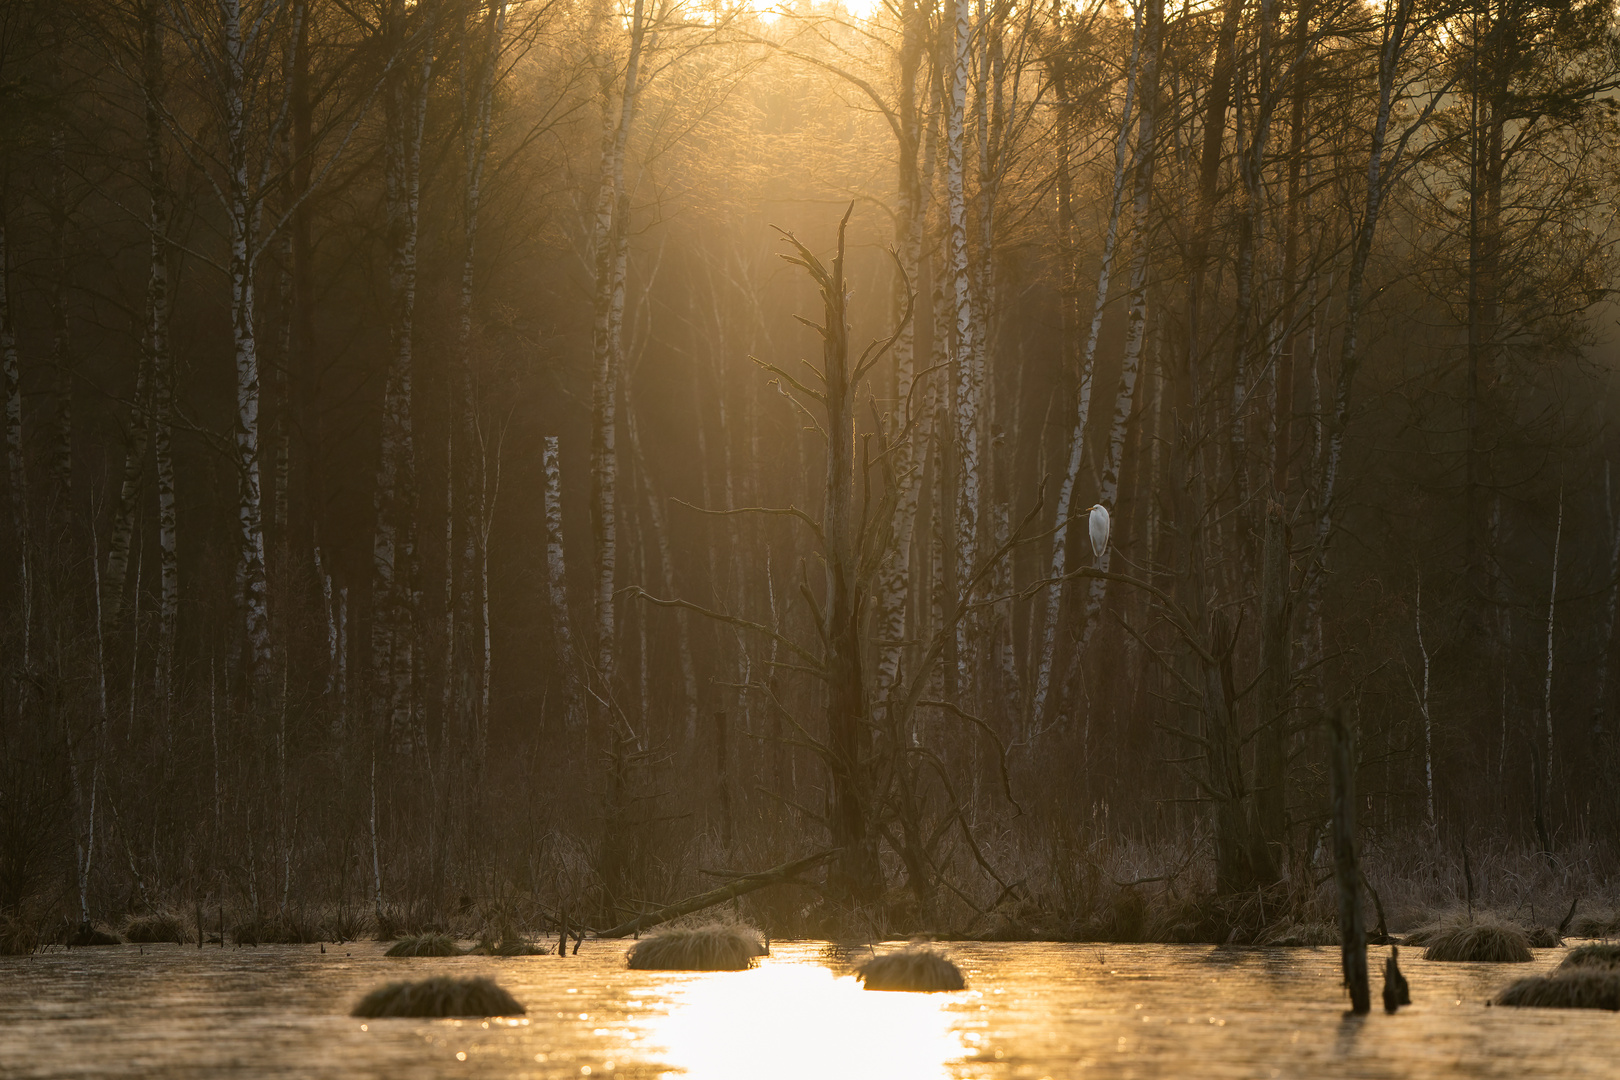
[
  {"left": 1076, "top": 0, "right": 1162, "bottom": 652},
  {"left": 544, "top": 436, "right": 584, "bottom": 730},
  {"left": 1033, "top": 5, "right": 1141, "bottom": 727},
  {"left": 947, "top": 0, "right": 979, "bottom": 691},
  {"left": 590, "top": 0, "right": 645, "bottom": 694},
  {"left": 223, "top": 0, "right": 273, "bottom": 682},
  {"left": 371, "top": 2, "right": 435, "bottom": 754}
]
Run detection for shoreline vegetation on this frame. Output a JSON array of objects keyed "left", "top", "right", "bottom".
[{"left": 5, "top": 833, "right": 1611, "bottom": 955}]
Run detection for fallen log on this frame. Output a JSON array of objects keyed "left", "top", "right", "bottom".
[{"left": 597, "top": 849, "right": 837, "bottom": 939}]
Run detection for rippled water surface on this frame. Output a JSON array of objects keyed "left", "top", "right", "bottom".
[{"left": 1, "top": 940, "right": 1614, "bottom": 1078}]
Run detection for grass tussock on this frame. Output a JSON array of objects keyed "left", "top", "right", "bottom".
[
  {"left": 625, "top": 922, "right": 765, "bottom": 971},
  {"left": 233, "top": 914, "right": 322, "bottom": 945},
  {"left": 123, "top": 912, "right": 188, "bottom": 945},
  {"left": 1495, "top": 969, "right": 1620, "bottom": 1010},
  {"left": 67, "top": 922, "right": 122, "bottom": 947},
  {"left": 386, "top": 933, "right": 465, "bottom": 957},
  {"left": 1571, "top": 910, "right": 1620, "bottom": 939},
  {"left": 0, "top": 913, "right": 40, "bottom": 955},
  {"left": 352, "top": 976, "right": 525, "bottom": 1018},
  {"left": 1557, "top": 943, "right": 1620, "bottom": 971},
  {"left": 1420, "top": 914, "right": 1533, "bottom": 962},
  {"left": 855, "top": 946, "right": 966, "bottom": 992},
  {"left": 1261, "top": 919, "right": 1339, "bottom": 947},
  {"left": 1524, "top": 926, "right": 1563, "bottom": 948}
]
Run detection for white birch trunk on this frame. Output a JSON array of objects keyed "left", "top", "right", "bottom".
[
  {"left": 1317, "top": 0, "right": 1410, "bottom": 543},
  {"left": 1032, "top": 7, "right": 1141, "bottom": 726},
  {"left": 224, "top": 0, "right": 272, "bottom": 682},
  {"left": 590, "top": 0, "right": 645, "bottom": 693},
  {"left": 947, "top": 0, "right": 979, "bottom": 691},
  {"left": 875, "top": 38, "right": 937, "bottom": 699},
  {"left": 544, "top": 436, "right": 585, "bottom": 731},
  {"left": 1076, "top": 0, "right": 1162, "bottom": 653},
  {"left": 1544, "top": 486, "right": 1562, "bottom": 817}
]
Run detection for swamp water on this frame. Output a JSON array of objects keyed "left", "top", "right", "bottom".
[{"left": 1, "top": 940, "right": 1615, "bottom": 1078}]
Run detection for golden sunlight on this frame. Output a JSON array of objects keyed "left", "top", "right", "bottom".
[{"left": 648, "top": 961, "right": 967, "bottom": 1080}]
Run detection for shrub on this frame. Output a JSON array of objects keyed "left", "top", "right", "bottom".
[
  {"left": 386, "top": 934, "right": 465, "bottom": 957},
  {"left": 1495, "top": 970, "right": 1620, "bottom": 1010},
  {"left": 352, "top": 977, "right": 525, "bottom": 1018},
  {"left": 626, "top": 922, "right": 765, "bottom": 971},
  {"left": 855, "top": 946, "right": 966, "bottom": 992}
]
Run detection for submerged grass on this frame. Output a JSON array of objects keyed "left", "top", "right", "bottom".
[
  {"left": 855, "top": 946, "right": 966, "bottom": 992},
  {"left": 385, "top": 933, "right": 465, "bottom": 957},
  {"left": 1495, "top": 969, "right": 1620, "bottom": 1010},
  {"left": 1418, "top": 913, "right": 1533, "bottom": 962},
  {"left": 352, "top": 976, "right": 525, "bottom": 1018},
  {"left": 625, "top": 922, "right": 764, "bottom": 970}
]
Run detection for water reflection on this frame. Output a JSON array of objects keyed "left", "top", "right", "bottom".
[{"left": 648, "top": 959, "right": 966, "bottom": 1080}]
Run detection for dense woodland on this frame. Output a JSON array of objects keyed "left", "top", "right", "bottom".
[{"left": 3, "top": 0, "right": 1620, "bottom": 948}]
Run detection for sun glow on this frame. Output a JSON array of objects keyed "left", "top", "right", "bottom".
[{"left": 647, "top": 960, "right": 967, "bottom": 1080}]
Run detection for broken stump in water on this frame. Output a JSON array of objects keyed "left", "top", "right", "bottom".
[{"left": 1382, "top": 946, "right": 1410, "bottom": 1014}]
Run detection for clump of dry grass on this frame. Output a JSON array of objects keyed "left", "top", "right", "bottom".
[
  {"left": 855, "top": 946, "right": 966, "bottom": 992},
  {"left": 0, "top": 913, "right": 39, "bottom": 955},
  {"left": 1524, "top": 926, "right": 1563, "bottom": 948},
  {"left": 1495, "top": 969, "right": 1620, "bottom": 1010},
  {"left": 1557, "top": 943, "right": 1620, "bottom": 972},
  {"left": 1420, "top": 913, "right": 1532, "bottom": 962},
  {"left": 352, "top": 976, "right": 525, "bottom": 1018},
  {"left": 67, "top": 922, "right": 122, "bottom": 947},
  {"left": 386, "top": 933, "right": 465, "bottom": 957},
  {"left": 123, "top": 912, "right": 188, "bottom": 945},
  {"left": 626, "top": 921, "right": 764, "bottom": 971},
  {"left": 1261, "top": 919, "right": 1339, "bottom": 947},
  {"left": 1571, "top": 910, "right": 1620, "bottom": 939}
]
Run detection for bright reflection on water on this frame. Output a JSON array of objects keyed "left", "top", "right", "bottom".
[
  {"left": 650, "top": 960, "right": 963, "bottom": 1080},
  {"left": 5, "top": 939, "right": 1620, "bottom": 1078}
]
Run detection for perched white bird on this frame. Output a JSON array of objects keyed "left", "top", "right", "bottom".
[{"left": 1088, "top": 504, "right": 1110, "bottom": 558}]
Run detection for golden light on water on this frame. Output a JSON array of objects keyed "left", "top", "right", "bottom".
[{"left": 648, "top": 961, "right": 967, "bottom": 1080}]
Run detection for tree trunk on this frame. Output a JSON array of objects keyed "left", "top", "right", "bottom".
[
  {"left": 590, "top": 0, "right": 645, "bottom": 695},
  {"left": 1255, "top": 501, "right": 1290, "bottom": 866},
  {"left": 1075, "top": 0, "right": 1162, "bottom": 654},
  {"left": 544, "top": 435, "right": 584, "bottom": 731},
  {"left": 225, "top": 0, "right": 272, "bottom": 687},
  {"left": 947, "top": 0, "right": 979, "bottom": 696},
  {"left": 1034, "top": 5, "right": 1141, "bottom": 727}
]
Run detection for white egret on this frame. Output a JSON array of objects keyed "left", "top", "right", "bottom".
[{"left": 1088, "top": 504, "right": 1110, "bottom": 558}]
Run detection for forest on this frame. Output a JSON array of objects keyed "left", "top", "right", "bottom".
[{"left": 2, "top": 0, "right": 1620, "bottom": 951}]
